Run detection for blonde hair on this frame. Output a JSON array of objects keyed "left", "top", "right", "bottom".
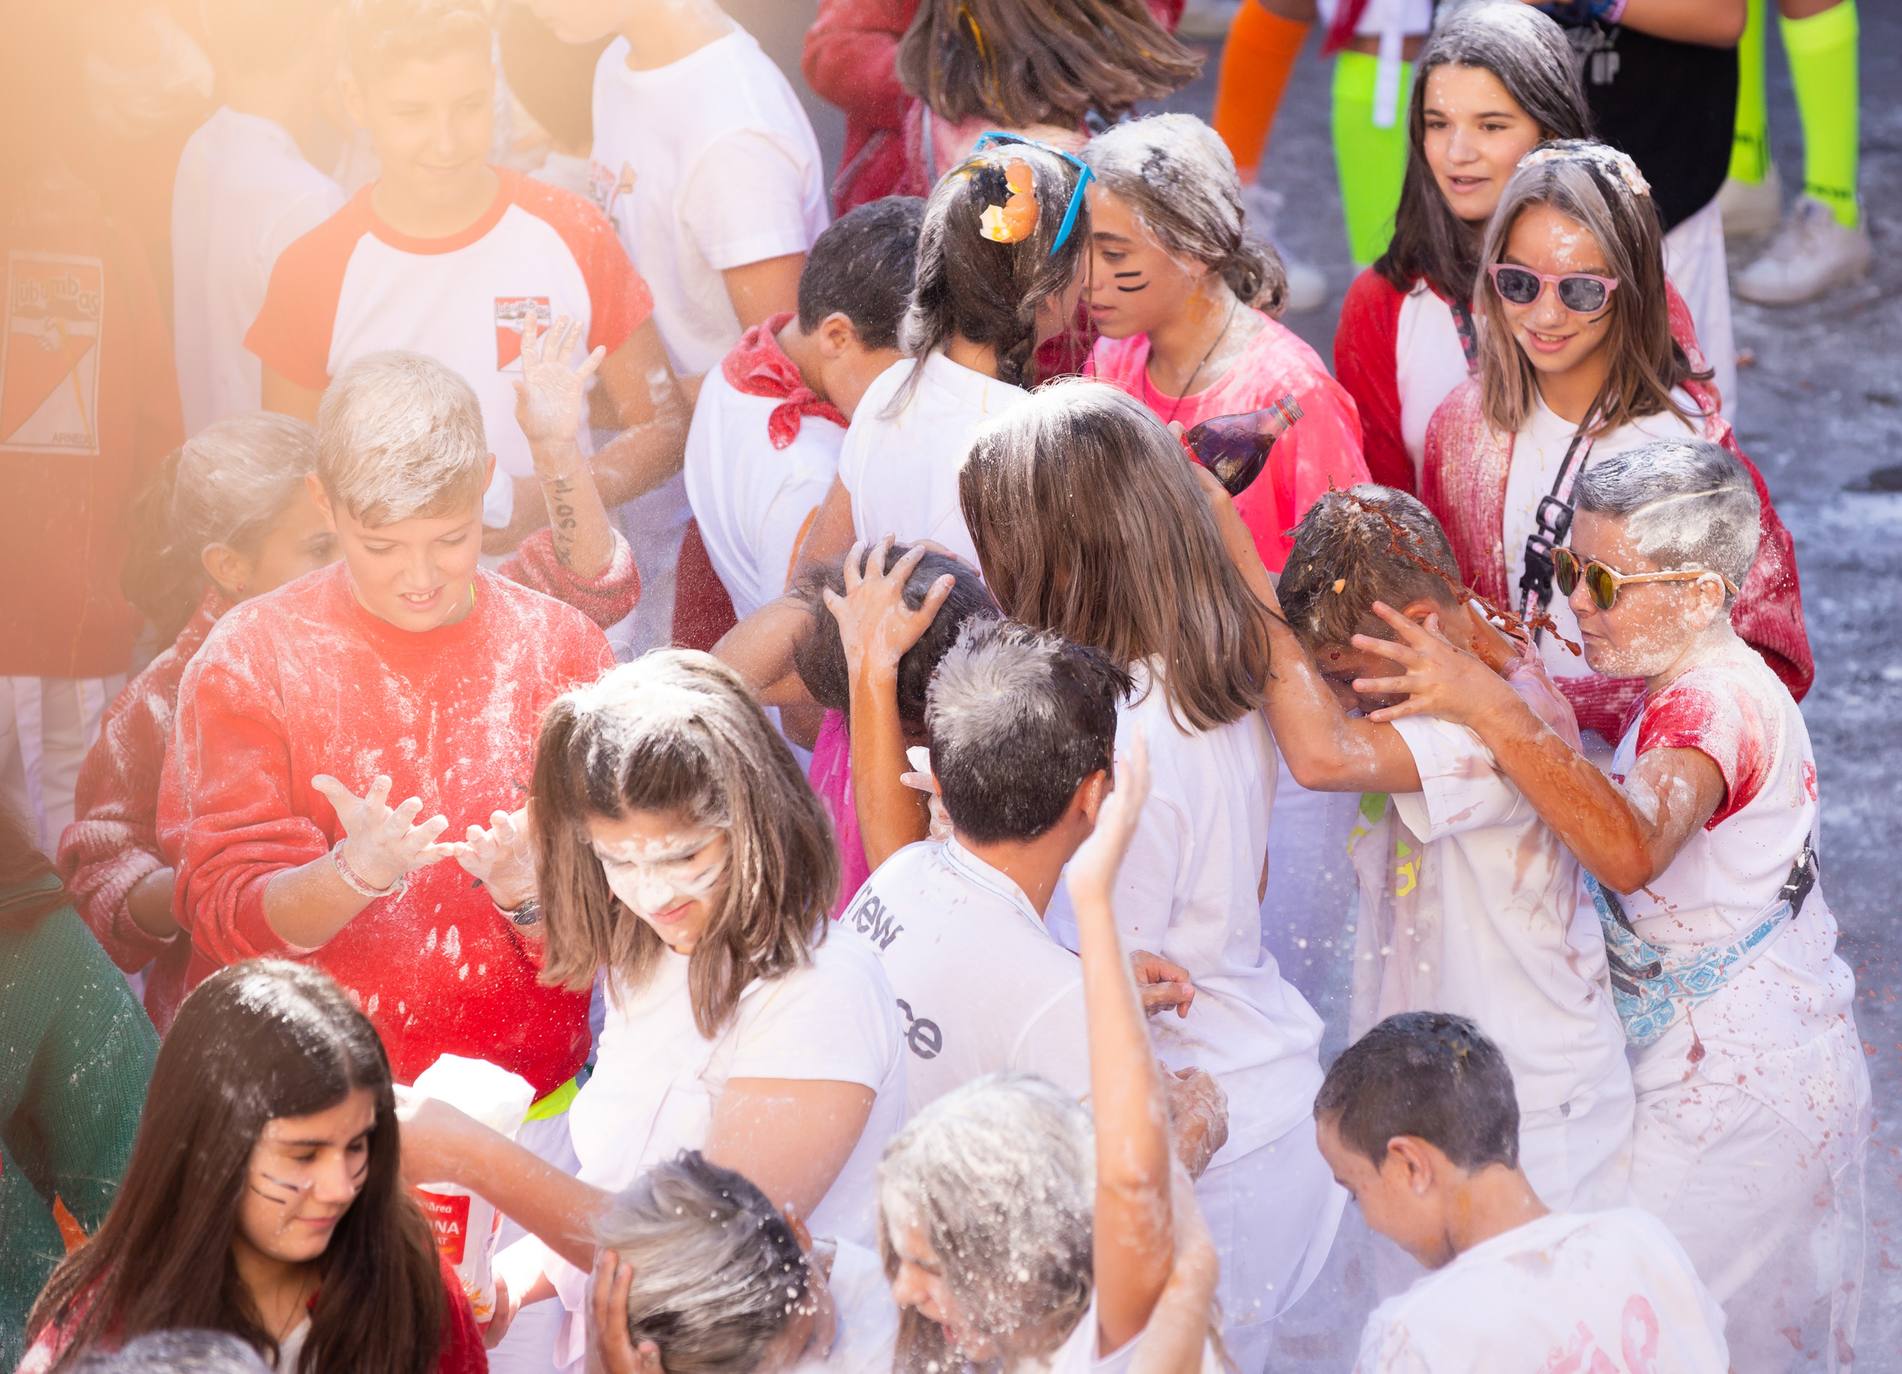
[
  {"left": 1475, "top": 139, "right": 1707, "bottom": 437},
  {"left": 959, "top": 380, "right": 1274, "bottom": 732},
  {"left": 878, "top": 1074, "right": 1093, "bottom": 1374},
  {"left": 530, "top": 652, "right": 838, "bottom": 1039},
  {"left": 316, "top": 351, "right": 490, "bottom": 526}
]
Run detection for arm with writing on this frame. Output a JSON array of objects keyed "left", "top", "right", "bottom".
[{"left": 1350, "top": 601, "right": 1724, "bottom": 892}]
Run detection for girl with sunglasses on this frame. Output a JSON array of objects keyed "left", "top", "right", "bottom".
[
  {"left": 1342, "top": 440, "right": 1868, "bottom": 1374},
  {"left": 793, "top": 139, "right": 1092, "bottom": 574},
  {"left": 392, "top": 652, "right": 905, "bottom": 1364},
  {"left": 1421, "top": 139, "right": 1810, "bottom": 753},
  {"left": 1332, "top": 4, "right": 1720, "bottom": 497}
]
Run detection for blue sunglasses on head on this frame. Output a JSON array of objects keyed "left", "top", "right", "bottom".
[{"left": 971, "top": 131, "right": 1096, "bottom": 256}]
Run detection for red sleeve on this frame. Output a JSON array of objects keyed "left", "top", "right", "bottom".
[
  {"left": 508, "top": 173, "right": 654, "bottom": 356},
  {"left": 244, "top": 196, "right": 366, "bottom": 390},
  {"left": 1636, "top": 675, "right": 1771, "bottom": 828},
  {"left": 1233, "top": 375, "right": 1369, "bottom": 573},
  {"left": 436, "top": 1255, "right": 491, "bottom": 1374},
  {"left": 1723, "top": 433, "right": 1813, "bottom": 703},
  {"left": 801, "top": 0, "right": 913, "bottom": 129},
  {"left": 497, "top": 526, "right": 642, "bottom": 630},
  {"left": 1334, "top": 268, "right": 1413, "bottom": 494},
  {"left": 57, "top": 666, "right": 178, "bottom": 971},
  {"left": 1557, "top": 674, "right": 1648, "bottom": 746},
  {"left": 157, "top": 633, "right": 331, "bottom": 964}
]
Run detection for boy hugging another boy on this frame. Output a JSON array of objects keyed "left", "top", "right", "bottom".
[{"left": 1217, "top": 483, "right": 1633, "bottom": 1214}]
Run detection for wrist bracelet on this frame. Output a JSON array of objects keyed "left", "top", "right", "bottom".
[
  {"left": 495, "top": 894, "right": 542, "bottom": 927},
  {"left": 332, "top": 840, "right": 408, "bottom": 901}
]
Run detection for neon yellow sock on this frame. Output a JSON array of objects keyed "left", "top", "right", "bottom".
[
  {"left": 1332, "top": 50, "right": 1415, "bottom": 267},
  {"left": 1782, "top": 0, "right": 1860, "bottom": 228},
  {"left": 1728, "top": 0, "right": 1770, "bottom": 183}
]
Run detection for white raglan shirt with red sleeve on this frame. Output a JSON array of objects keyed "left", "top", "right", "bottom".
[{"left": 245, "top": 169, "right": 653, "bottom": 530}]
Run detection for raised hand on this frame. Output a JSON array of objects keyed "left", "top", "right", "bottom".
[
  {"left": 450, "top": 806, "right": 536, "bottom": 911},
  {"left": 821, "top": 537, "right": 956, "bottom": 681},
  {"left": 514, "top": 313, "right": 606, "bottom": 450},
  {"left": 1064, "top": 732, "right": 1152, "bottom": 912},
  {"left": 311, "top": 773, "right": 453, "bottom": 893},
  {"left": 900, "top": 747, "right": 953, "bottom": 843}
]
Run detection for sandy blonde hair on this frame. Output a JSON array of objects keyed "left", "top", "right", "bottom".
[
  {"left": 316, "top": 351, "right": 490, "bottom": 526},
  {"left": 1475, "top": 140, "right": 1707, "bottom": 437},
  {"left": 959, "top": 380, "right": 1274, "bottom": 732},
  {"left": 530, "top": 652, "right": 838, "bottom": 1039}
]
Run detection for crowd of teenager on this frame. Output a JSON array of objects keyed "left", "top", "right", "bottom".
[{"left": 0, "top": 0, "right": 1873, "bottom": 1372}]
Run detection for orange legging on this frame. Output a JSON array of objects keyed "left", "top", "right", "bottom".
[{"left": 1211, "top": 2, "right": 1311, "bottom": 177}]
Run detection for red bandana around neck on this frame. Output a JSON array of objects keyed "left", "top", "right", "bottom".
[{"left": 721, "top": 313, "right": 848, "bottom": 450}]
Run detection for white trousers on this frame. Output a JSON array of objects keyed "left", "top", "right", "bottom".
[
  {"left": 1664, "top": 198, "right": 1739, "bottom": 424},
  {"left": 1, "top": 675, "right": 121, "bottom": 851},
  {"left": 1197, "top": 1117, "right": 1348, "bottom": 1373}
]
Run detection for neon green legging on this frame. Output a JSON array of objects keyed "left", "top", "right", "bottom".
[
  {"left": 1332, "top": 50, "right": 1415, "bottom": 267},
  {"left": 1729, "top": 0, "right": 1861, "bottom": 228}
]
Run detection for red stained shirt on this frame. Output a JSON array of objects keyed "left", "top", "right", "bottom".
[
  {"left": 1089, "top": 312, "right": 1370, "bottom": 572},
  {"left": 156, "top": 563, "right": 614, "bottom": 1093}
]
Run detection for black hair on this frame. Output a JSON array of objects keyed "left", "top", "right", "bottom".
[
  {"left": 926, "top": 620, "right": 1133, "bottom": 845},
  {"left": 796, "top": 197, "right": 927, "bottom": 352},
  {"left": 792, "top": 545, "right": 997, "bottom": 731},
  {"left": 1314, "top": 1012, "right": 1521, "bottom": 1172},
  {"left": 498, "top": 4, "right": 607, "bottom": 153}
]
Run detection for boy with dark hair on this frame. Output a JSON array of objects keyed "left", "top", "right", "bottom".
[
  {"left": 245, "top": 0, "right": 688, "bottom": 563},
  {"left": 1209, "top": 481, "right": 1633, "bottom": 1213},
  {"left": 840, "top": 618, "right": 1208, "bottom": 1117},
  {"left": 683, "top": 196, "right": 925, "bottom": 622},
  {"left": 1316, "top": 1013, "right": 1726, "bottom": 1373}
]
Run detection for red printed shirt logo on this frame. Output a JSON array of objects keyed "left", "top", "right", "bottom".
[
  {"left": 495, "top": 296, "right": 552, "bottom": 372},
  {"left": 413, "top": 1187, "right": 472, "bottom": 1264},
  {"left": 2, "top": 251, "right": 104, "bottom": 455}
]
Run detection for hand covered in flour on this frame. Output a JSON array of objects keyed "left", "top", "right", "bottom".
[
  {"left": 824, "top": 536, "right": 956, "bottom": 681},
  {"left": 312, "top": 773, "right": 453, "bottom": 893},
  {"left": 451, "top": 806, "right": 537, "bottom": 911},
  {"left": 1163, "top": 1067, "right": 1229, "bottom": 1179},
  {"left": 514, "top": 313, "right": 604, "bottom": 451},
  {"left": 1132, "top": 950, "right": 1196, "bottom": 1019}
]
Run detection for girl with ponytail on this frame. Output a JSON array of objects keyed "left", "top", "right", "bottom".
[{"left": 1081, "top": 112, "right": 1369, "bottom": 575}]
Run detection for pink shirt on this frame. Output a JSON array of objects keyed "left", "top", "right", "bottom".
[{"left": 1089, "top": 312, "right": 1369, "bottom": 571}]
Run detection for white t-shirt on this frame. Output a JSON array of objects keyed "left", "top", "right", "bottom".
[
  {"left": 1048, "top": 662, "right": 1324, "bottom": 1162},
  {"left": 589, "top": 30, "right": 828, "bottom": 375},
  {"left": 563, "top": 934, "right": 906, "bottom": 1253},
  {"left": 837, "top": 353, "right": 1030, "bottom": 569},
  {"left": 792, "top": 1240, "right": 899, "bottom": 1374},
  {"left": 1501, "top": 394, "right": 1700, "bottom": 688},
  {"left": 1379, "top": 648, "right": 1629, "bottom": 1115},
  {"left": 171, "top": 107, "right": 346, "bottom": 433},
  {"left": 1354, "top": 1209, "right": 1729, "bottom": 1373},
  {"left": 840, "top": 838, "right": 1093, "bottom": 1111},
  {"left": 246, "top": 169, "right": 651, "bottom": 531},
  {"left": 1393, "top": 285, "right": 1470, "bottom": 490},
  {"left": 682, "top": 363, "right": 841, "bottom": 618},
  {"left": 1608, "top": 637, "right": 1861, "bottom": 1133}
]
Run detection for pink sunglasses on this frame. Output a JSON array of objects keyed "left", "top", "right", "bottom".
[{"left": 1486, "top": 263, "right": 1621, "bottom": 313}]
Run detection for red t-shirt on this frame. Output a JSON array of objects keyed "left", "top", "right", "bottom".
[
  {"left": 0, "top": 191, "right": 183, "bottom": 677},
  {"left": 156, "top": 563, "right": 614, "bottom": 1093},
  {"left": 1089, "top": 312, "right": 1370, "bottom": 572}
]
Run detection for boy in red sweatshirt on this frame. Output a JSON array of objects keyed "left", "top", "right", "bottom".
[{"left": 157, "top": 349, "right": 614, "bottom": 1104}]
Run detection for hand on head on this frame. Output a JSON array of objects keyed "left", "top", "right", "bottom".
[{"left": 822, "top": 536, "right": 958, "bottom": 680}]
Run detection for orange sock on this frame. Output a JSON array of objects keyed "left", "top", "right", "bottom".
[{"left": 1212, "top": 3, "right": 1311, "bottom": 178}]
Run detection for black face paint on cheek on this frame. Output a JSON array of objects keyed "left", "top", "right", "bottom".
[
  {"left": 1113, "top": 270, "right": 1149, "bottom": 294},
  {"left": 250, "top": 1171, "right": 305, "bottom": 1205}
]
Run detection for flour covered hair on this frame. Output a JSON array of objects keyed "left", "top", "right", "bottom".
[
  {"left": 317, "top": 351, "right": 490, "bottom": 526},
  {"left": 1573, "top": 439, "right": 1760, "bottom": 605},
  {"left": 878, "top": 1073, "right": 1094, "bottom": 1372},
  {"left": 1084, "top": 113, "right": 1288, "bottom": 314}
]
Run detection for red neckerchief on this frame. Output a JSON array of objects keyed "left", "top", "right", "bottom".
[{"left": 720, "top": 313, "right": 847, "bottom": 450}]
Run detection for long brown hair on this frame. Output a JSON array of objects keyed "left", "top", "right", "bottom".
[
  {"left": 1475, "top": 140, "right": 1708, "bottom": 437},
  {"left": 531, "top": 652, "right": 838, "bottom": 1040},
  {"left": 1375, "top": 3, "right": 1590, "bottom": 302},
  {"left": 26, "top": 961, "right": 446, "bottom": 1374},
  {"left": 896, "top": 0, "right": 1199, "bottom": 130},
  {"left": 959, "top": 380, "right": 1274, "bottom": 732},
  {"left": 0, "top": 804, "right": 66, "bottom": 932}
]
